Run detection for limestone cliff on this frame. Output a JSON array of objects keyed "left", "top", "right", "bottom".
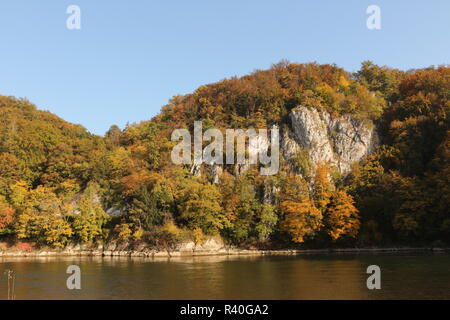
[
  {"left": 288, "top": 106, "right": 378, "bottom": 175},
  {"left": 200, "top": 105, "right": 378, "bottom": 182}
]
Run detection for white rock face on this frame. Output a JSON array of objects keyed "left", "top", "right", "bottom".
[
  {"left": 106, "top": 207, "right": 127, "bottom": 217},
  {"left": 193, "top": 106, "right": 378, "bottom": 181},
  {"left": 281, "top": 130, "right": 301, "bottom": 159},
  {"left": 290, "top": 107, "right": 335, "bottom": 164},
  {"left": 289, "top": 106, "right": 378, "bottom": 174}
]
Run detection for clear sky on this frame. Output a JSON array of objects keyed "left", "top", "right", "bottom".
[{"left": 0, "top": 0, "right": 448, "bottom": 135}]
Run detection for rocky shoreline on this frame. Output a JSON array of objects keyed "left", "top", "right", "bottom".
[{"left": 1, "top": 237, "right": 449, "bottom": 258}]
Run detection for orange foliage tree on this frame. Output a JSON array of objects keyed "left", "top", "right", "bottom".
[
  {"left": 325, "top": 191, "right": 360, "bottom": 241},
  {"left": 279, "top": 174, "right": 322, "bottom": 243}
]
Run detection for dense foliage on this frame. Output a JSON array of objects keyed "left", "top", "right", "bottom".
[{"left": 0, "top": 61, "right": 448, "bottom": 249}]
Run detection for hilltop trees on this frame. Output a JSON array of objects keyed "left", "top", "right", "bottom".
[
  {"left": 346, "top": 65, "right": 450, "bottom": 245},
  {"left": 156, "top": 62, "right": 387, "bottom": 134},
  {"left": 0, "top": 97, "right": 108, "bottom": 247},
  {"left": 355, "top": 61, "right": 405, "bottom": 102}
]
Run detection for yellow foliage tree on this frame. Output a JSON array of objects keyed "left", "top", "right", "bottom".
[
  {"left": 177, "top": 179, "right": 226, "bottom": 235},
  {"left": 326, "top": 191, "right": 360, "bottom": 241},
  {"left": 13, "top": 184, "right": 73, "bottom": 247}
]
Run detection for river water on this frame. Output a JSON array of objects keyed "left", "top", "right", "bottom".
[{"left": 0, "top": 252, "right": 449, "bottom": 300}]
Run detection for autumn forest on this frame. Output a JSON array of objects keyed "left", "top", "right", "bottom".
[{"left": 0, "top": 61, "right": 449, "bottom": 250}]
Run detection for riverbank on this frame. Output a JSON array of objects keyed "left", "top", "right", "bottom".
[
  {"left": 1, "top": 248, "right": 449, "bottom": 258},
  {"left": 1, "top": 237, "right": 449, "bottom": 258}
]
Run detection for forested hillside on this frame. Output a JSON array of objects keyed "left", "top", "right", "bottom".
[{"left": 0, "top": 61, "right": 448, "bottom": 249}]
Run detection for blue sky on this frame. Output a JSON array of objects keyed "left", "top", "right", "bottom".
[{"left": 0, "top": 0, "right": 448, "bottom": 135}]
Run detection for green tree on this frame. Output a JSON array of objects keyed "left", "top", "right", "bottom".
[
  {"left": 177, "top": 180, "right": 226, "bottom": 235},
  {"left": 70, "top": 182, "right": 108, "bottom": 243}
]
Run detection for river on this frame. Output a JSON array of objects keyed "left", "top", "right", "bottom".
[{"left": 0, "top": 252, "right": 449, "bottom": 299}]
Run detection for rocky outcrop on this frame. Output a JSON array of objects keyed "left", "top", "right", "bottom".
[
  {"left": 106, "top": 207, "right": 127, "bottom": 217},
  {"left": 177, "top": 237, "right": 228, "bottom": 254},
  {"left": 197, "top": 105, "right": 378, "bottom": 180},
  {"left": 1, "top": 242, "right": 446, "bottom": 258},
  {"left": 289, "top": 106, "right": 378, "bottom": 174},
  {"left": 0, "top": 237, "right": 237, "bottom": 258}
]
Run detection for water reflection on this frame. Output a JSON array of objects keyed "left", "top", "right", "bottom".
[{"left": 0, "top": 253, "right": 449, "bottom": 300}]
